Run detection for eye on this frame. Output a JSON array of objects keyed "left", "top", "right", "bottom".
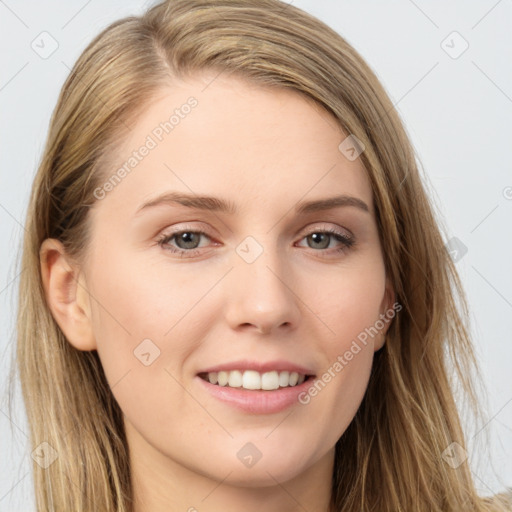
[
  {"left": 296, "top": 227, "right": 355, "bottom": 255},
  {"left": 157, "top": 228, "right": 212, "bottom": 257},
  {"left": 156, "top": 225, "right": 355, "bottom": 258}
]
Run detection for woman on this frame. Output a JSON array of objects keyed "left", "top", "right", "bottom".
[{"left": 13, "top": 0, "right": 511, "bottom": 510}]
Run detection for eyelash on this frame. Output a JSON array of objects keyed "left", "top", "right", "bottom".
[{"left": 156, "top": 225, "right": 355, "bottom": 258}]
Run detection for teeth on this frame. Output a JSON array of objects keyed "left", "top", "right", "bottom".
[
  {"left": 203, "top": 370, "right": 308, "bottom": 390},
  {"left": 278, "top": 371, "right": 290, "bottom": 387},
  {"left": 261, "top": 371, "right": 279, "bottom": 390},
  {"left": 228, "top": 370, "right": 243, "bottom": 388},
  {"left": 217, "top": 371, "right": 228, "bottom": 386},
  {"left": 243, "top": 370, "right": 261, "bottom": 390}
]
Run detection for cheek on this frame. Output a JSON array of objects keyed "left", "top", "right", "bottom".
[
  {"left": 299, "top": 277, "right": 381, "bottom": 439},
  {"left": 85, "top": 250, "right": 217, "bottom": 408},
  {"left": 304, "top": 259, "right": 385, "bottom": 412},
  {"left": 316, "top": 260, "right": 387, "bottom": 351},
  {"left": 87, "top": 246, "right": 207, "bottom": 344}
]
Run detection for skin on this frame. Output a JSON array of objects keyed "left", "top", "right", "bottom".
[{"left": 41, "top": 73, "right": 395, "bottom": 512}]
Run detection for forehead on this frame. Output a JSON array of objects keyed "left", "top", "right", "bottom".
[{"left": 93, "top": 73, "right": 373, "bottom": 218}]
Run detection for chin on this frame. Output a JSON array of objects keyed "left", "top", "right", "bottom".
[
  {"left": 193, "top": 443, "right": 318, "bottom": 488},
  {"left": 210, "top": 460, "right": 310, "bottom": 488}
]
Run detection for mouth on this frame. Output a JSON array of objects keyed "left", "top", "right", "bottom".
[{"left": 197, "top": 370, "right": 316, "bottom": 391}]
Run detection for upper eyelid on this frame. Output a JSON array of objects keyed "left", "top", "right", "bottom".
[
  {"left": 159, "top": 224, "right": 353, "bottom": 246},
  {"left": 161, "top": 221, "right": 352, "bottom": 237}
]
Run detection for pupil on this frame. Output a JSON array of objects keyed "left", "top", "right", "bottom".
[
  {"left": 310, "top": 233, "right": 329, "bottom": 249},
  {"left": 178, "top": 232, "right": 199, "bottom": 249}
]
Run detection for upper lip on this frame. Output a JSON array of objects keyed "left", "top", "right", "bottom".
[{"left": 197, "top": 359, "right": 316, "bottom": 376}]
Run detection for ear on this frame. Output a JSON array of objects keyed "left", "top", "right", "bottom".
[
  {"left": 374, "top": 276, "right": 396, "bottom": 352},
  {"left": 39, "top": 238, "right": 96, "bottom": 351}
]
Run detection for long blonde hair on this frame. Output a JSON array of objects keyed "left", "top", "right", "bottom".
[{"left": 11, "top": 0, "right": 511, "bottom": 510}]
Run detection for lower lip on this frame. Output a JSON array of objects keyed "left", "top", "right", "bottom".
[{"left": 196, "top": 375, "right": 315, "bottom": 414}]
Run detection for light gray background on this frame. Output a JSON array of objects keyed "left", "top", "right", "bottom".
[{"left": 1, "top": 1, "right": 511, "bottom": 510}]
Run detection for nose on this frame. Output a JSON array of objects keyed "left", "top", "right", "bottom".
[{"left": 223, "top": 244, "right": 302, "bottom": 335}]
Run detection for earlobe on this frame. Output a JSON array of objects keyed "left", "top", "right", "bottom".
[{"left": 39, "top": 238, "right": 96, "bottom": 351}]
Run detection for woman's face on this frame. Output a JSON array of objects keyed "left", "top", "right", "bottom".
[{"left": 63, "top": 74, "right": 394, "bottom": 489}]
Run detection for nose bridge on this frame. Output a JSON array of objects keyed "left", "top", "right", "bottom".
[{"left": 224, "top": 234, "right": 301, "bottom": 333}]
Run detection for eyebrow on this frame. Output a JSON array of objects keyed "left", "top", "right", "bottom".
[{"left": 135, "top": 191, "right": 370, "bottom": 216}]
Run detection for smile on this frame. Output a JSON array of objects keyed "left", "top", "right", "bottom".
[{"left": 198, "top": 370, "right": 312, "bottom": 390}]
